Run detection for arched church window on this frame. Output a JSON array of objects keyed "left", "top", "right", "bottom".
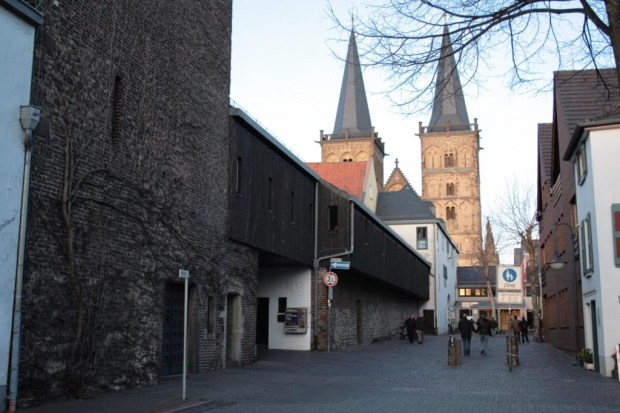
[
  {"left": 446, "top": 183, "right": 455, "bottom": 196},
  {"left": 446, "top": 206, "right": 456, "bottom": 220},
  {"left": 445, "top": 153, "right": 455, "bottom": 167}
]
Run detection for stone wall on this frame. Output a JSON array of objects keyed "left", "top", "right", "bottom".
[
  {"left": 19, "top": 0, "right": 258, "bottom": 406},
  {"left": 322, "top": 268, "right": 419, "bottom": 350}
]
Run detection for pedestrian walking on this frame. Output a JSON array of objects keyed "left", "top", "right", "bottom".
[
  {"left": 511, "top": 315, "right": 520, "bottom": 339},
  {"left": 416, "top": 313, "right": 425, "bottom": 344},
  {"left": 520, "top": 316, "right": 530, "bottom": 344},
  {"left": 490, "top": 317, "right": 498, "bottom": 336},
  {"left": 457, "top": 313, "right": 476, "bottom": 356},
  {"left": 404, "top": 314, "right": 417, "bottom": 343},
  {"left": 477, "top": 313, "right": 491, "bottom": 355}
]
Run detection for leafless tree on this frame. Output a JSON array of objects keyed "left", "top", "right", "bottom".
[
  {"left": 493, "top": 178, "right": 541, "bottom": 342},
  {"left": 329, "top": 0, "right": 619, "bottom": 113},
  {"left": 471, "top": 218, "right": 500, "bottom": 322}
]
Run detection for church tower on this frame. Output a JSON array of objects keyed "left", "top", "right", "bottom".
[
  {"left": 320, "top": 29, "right": 386, "bottom": 185},
  {"left": 419, "top": 25, "right": 483, "bottom": 266}
]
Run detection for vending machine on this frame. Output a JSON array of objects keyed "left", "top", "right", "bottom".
[{"left": 284, "top": 308, "right": 307, "bottom": 334}]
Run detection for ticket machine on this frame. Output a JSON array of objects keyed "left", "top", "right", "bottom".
[{"left": 284, "top": 308, "right": 307, "bottom": 334}]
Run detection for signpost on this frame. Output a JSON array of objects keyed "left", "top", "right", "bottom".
[
  {"left": 330, "top": 261, "right": 350, "bottom": 270},
  {"left": 178, "top": 269, "right": 189, "bottom": 400},
  {"left": 323, "top": 271, "right": 338, "bottom": 353},
  {"left": 323, "top": 271, "right": 338, "bottom": 287}
]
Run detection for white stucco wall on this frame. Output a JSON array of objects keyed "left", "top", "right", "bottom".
[
  {"left": 574, "top": 127, "right": 620, "bottom": 377},
  {"left": 385, "top": 221, "right": 458, "bottom": 335},
  {"left": 257, "top": 268, "right": 312, "bottom": 350},
  {"left": 0, "top": 6, "right": 36, "bottom": 399},
  {"left": 433, "top": 226, "right": 458, "bottom": 334}
]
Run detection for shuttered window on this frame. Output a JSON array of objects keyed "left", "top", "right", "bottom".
[
  {"left": 580, "top": 213, "right": 594, "bottom": 276},
  {"left": 613, "top": 204, "right": 620, "bottom": 267}
]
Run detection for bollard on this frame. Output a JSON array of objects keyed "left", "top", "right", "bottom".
[
  {"left": 506, "top": 335, "right": 519, "bottom": 370},
  {"left": 448, "top": 336, "right": 462, "bottom": 366},
  {"left": 616, "top": 344, "right": 619, "bottom": 383}
]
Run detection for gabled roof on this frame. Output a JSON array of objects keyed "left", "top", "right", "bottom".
[
  {"left": 554, "top": 69, "right": 619, "bottom": 137},
  {"left": 306, "top": 161, "right": 368, "bottom": 199},
  {"left": 376, "top": 185, "right": 436, "bottom": 221},
  {"left": 332, "top": 29, "right": 372, "bottom": 134},
  {"left": 552, "top": 69, "right": 619, "bottom": 174},
  {"left": 384, "top": 160, "right": 412, "bottom": 192},
  {"left": 428, "top": 25, "right": 470, "bottom": 131},
  {"left": 537, "top": 123, "right": 552, "bottom": 184}
]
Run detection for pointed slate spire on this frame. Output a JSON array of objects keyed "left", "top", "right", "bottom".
[
  {"left": 428, "top": 25, "right": 470, "bottom": 131},
  {"left": 333, "top": 29, "right": 372, "bottom": 134}
]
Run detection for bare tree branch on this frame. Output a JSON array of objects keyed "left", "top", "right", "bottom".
[{"left": 328, "top": 0, "right": 618, "bottom": 114}]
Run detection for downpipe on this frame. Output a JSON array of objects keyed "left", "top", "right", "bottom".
[{"left": 8, "top": 129, "right": 34, "bottom": 413}]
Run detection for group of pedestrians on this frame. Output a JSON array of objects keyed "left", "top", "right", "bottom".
[
  {"left": 456, "top": 313, "right": 498, "bottom": 356},
  {"left": 406, "top": 312, "right": 531, "bottom": 357},
  {"left": 511, "top": 315, "right": 530, "bottom": 343},
  {"left": 403, "top": 314, "right": 426, "bottom": 344}
]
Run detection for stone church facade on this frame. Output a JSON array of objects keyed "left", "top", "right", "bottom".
[
  {"left": 418, "top": 122, "right": 482, "bottom": 266},
  {"left": 416, "top": 26, "right": 483, "bottom": 266}
]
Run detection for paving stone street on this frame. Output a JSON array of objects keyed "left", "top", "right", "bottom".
[{"left": 23, "top": 334, "right": 620, "bottom": 413}]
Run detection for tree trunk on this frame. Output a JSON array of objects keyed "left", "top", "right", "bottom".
[{"left": 606, "top": 0, "right": 620, "bottom": 88}]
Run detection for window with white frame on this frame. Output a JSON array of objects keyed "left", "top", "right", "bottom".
[
  {"left": 580, "top": 213, "right": 594, "bottom": 276},
  {"left": 576, "top": 143, "right": 588, "bottom": 185},
  {"left": 416, "top": 226, "right": 428, "bottom": 250}
]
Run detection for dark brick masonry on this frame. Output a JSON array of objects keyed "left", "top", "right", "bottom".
[{"left": 20, "top": 0, "right": 257, "bottom": 407}]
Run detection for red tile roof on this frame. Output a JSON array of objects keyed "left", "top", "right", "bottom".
[{"left": 306, "top": 162, "right": 368, "bottom": 199}]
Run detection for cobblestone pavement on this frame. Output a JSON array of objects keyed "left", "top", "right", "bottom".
[{"left": 22, "top": 334, "right": 620, "bottom": 413}]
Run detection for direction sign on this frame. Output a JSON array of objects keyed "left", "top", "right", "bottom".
[
  {"left": 323, "top": 271, "right": 338, "bottom": 287},
  {"left": 330, "top": 261, "right": 350, "bottom": 270}
]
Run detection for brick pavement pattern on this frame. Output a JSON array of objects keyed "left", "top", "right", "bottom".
[{"left": 22, "top": 335, "right": 620, "bottom": 412}]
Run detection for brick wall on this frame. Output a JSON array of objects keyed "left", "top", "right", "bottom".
[
  {"left": 19, "top": 0, "right": 258, "bottom": 406},
  {"left": 315, "top": 267, "right": 418, "bottom": 351}
]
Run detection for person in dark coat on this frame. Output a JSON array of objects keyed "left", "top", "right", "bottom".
[
  {"left": 477, "top": 313, "right": 492, "bottom": 355},
  {"left": 511, "top": 315, "right": 520, "bottom": 339},
  {"left": 457, "top": 313, "right": 476, "bottom": 356},
  {"left": 416, "top": 314, "right": 425, "bottom": 344},
  {"left": 519, "top": 316, "right": 530, "bottom": 344},
  {"left": 490, "top": 317, "right": 498, "bottom": 336},
  {"left": 404, "top": 314, "right": 417, "bottom": 343}
]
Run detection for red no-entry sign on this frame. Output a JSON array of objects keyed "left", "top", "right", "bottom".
[{"left": 323, "top": 271, "right": 338, "bottom": 287}]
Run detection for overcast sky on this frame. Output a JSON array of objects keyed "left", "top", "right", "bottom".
[{"left": 230, "top": 0, "right": 556, "bottom": 262}]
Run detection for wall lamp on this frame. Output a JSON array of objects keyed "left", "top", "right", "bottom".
[{"left": 19, "top": 105, "right": 41, "bottom": 148}]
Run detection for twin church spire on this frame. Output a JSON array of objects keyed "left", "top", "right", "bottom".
[
  {"left": 332, "top": 24, "right": 470, "bottom": 136},
  {"left": 321, "top": 26, "right": 481, "bottom": 266},
  {"left": 428, "top": 25, "right": 471, "bottom": 131},
  {"left": 332, "top": 29, "right": 373, "bottom": 135}
]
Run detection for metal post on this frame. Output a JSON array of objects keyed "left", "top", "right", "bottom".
[
  {"left": 179, "top": 269, "right": 189, "bottom": 400},
  {"left": 327, "top": 286, "right": 332, "bottom": 352},
  {"left": 182, "top": 276, "right": 188, "bottom": 399}
]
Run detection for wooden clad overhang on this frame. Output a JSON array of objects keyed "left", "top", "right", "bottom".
[{"left": 229, "top": 106, "right": 431, "bottom": 297}]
